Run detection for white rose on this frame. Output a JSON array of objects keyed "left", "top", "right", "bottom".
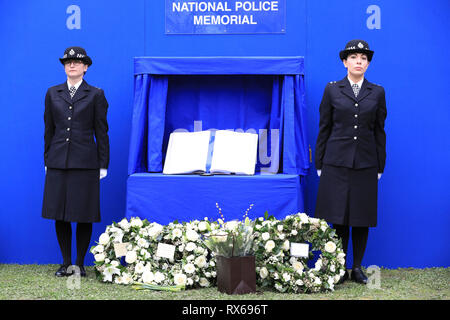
[
  {"left": 198, "top": 221, "right": 208, "bottom": 232},
  {"left": 186, "top": 229, "right": 199, "bottom": 242},
  {"left": 174, "top": 273, "right": 187, "bottom": 286},
  {"left": 282, "top": 273, "right": 291, "bottom": 282},
  {"left": 148, "top": 224, "right": 163, "bottom": 238},
  {"left": 259, "top": 267, "right": 268, "bottom": 279},
  {"left": 137, "top": 238, "right": 148, "bottom": 248},
  {"left": 186, "top": 254, "right": 195, "bottom": 261},
  {"left": 134, "top": 262, "right": 145, "bottom": 274},
  {"left": 172, "top": 228, "right": 182, "bottom": 238},
  {"left": 142, "top": 270, "right": 154, "bottom": 283},
  {"left": 99, "top": 233, "right": 110, "bottom": 245},
  {"left": 277, "top": 225, "right": 283, "bottom": 232},
  {"left": 195, "top": 255, "right": 207, "bottom": 268},
  {"left": 314, "top": 277, "right": 322, "bottom": 285},
  {"left": 185, "top": 242, "right": 197, "bottom": 252},
  {"left": 184, "top": 263, "right": 196, "bottom": 274},
  {"left": 125, "top": 250, "right": 137, "bottom": 264},
  {"left": 265, "top": 240, "right": 275, "bottom": 252},
  {"left": 121, "top": 273, "right": 133, "bottom": 285},
  {"left": 93, "top": 245, "right": 104, "bottom": 253},
  {"left": 154, "top": 271, "right": 165, "bottom": 283},
  {"left": 118, "top": 218, "right": 130, "bottom": 230},
  {"left": 299, "top": 213, "right": 309, "bottom": 224},
  {"left": 324, "top": 241, "right": 337, "bottom": 253},
  {"left": 94, "top": 253, "right": 105, "bottom": 262},
  {"left": 111, "top": 260, "right": 120, "bottom": 267},
  {"left": 199, "top": 277, "right": 210, "bottom": 287},
  {"left": 130, "top": 218, "right": 143, "bottom": 228},
  {"left": 261, "top": 232, "right": 270, "bottom": 241},
  {"left": 290, "top": 230, "right": 298, "bottom": 236},
  {"left": 314, "top": 259, "right": 323, "bottom": 271},
  {"left": 282, "top": 240, "right": 290, "bottom": 251},
  {"left": 292, "top": 261, "right": 304, "bottom": 273},
  {"left": 295, "top": 279, "right": 304, "bottom": 286}
]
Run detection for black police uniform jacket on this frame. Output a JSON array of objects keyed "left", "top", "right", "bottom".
[
  {"left": 44, "top": 80, "right": 109, "bottom": 169},
  {"left": 315, "top": 76, "right": 386, "bottom": 173},
  {"left": 42, "top": 80, "right": 109, "bottom": 223},
  {"left": 314, "top": 77, "right": 387, "bottom": 227}
]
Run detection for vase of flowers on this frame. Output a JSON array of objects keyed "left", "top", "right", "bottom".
[{"left": 204, "top": 204, "right": 256, "bottom": 295}]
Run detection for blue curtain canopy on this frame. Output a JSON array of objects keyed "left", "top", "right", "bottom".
[{"left": 128, "top": 56, "right": 309, "bottom": 175}]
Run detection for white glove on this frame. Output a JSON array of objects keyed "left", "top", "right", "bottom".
[
  {"left": 100, "top": 168, "right": 108, "bottom": 180},
  {"left": 378, "top": 173, "right": 382, "bottom": 180},
  {"left": 317, "top": 170, "right": 322, "bottom": 177}
]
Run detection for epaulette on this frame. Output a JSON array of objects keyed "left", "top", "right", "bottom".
[{"left": 328, "top": 81, "right": 337, "bottom": 84}]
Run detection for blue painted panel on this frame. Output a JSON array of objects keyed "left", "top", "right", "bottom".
[{"left": 0, "top": 0, "right": 449, "bottom": 268}]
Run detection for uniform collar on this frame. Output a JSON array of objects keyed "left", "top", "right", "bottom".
[
  {"left": 347, "top": 76, "right": 364, "bottom": 89},
  {"left": 67, "top": 79, "right": 83, "bottom": 91}
]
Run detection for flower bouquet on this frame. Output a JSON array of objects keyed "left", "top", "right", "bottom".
[{"left": 203, "top": 204, "right": 257, "bottom": 295}]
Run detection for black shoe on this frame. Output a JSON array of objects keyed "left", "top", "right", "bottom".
[
  {"left": 55, "top": 265, "right": 72, "bottom": 277},
  {"left": 351, "top": 268, "right": 368, "bottom": 284},
  {"left": 76, "top": 265, "right": 87, "bottom": 277},
  {"left": 337, "top": 270, "right": 349, "bottom": 285}
]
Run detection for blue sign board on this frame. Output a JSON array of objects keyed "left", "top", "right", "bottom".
[{"left": 165, "top": 0, "right": 286, "bottom": 34}]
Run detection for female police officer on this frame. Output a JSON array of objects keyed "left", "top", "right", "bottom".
[
  {"left": 315, "top": 40, "right": 387, "bottom": 284},
  {"left": 42, "top": 47, "right": 109, "bottom": 277}
]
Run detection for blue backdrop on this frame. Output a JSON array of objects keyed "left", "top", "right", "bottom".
[{"left": 0, "top": 0, "right": 449, "bottom": 268}]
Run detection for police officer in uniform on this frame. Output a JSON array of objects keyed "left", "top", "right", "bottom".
[
  {"left": 42, "top": 47, "right": 109, "bottom": 277},
  {"left": 315, "top": 40, "right": 387, "bottom": 284}
]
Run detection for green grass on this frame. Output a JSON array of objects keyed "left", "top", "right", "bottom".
[{"left": 0, "top": 264, "right": 448, "bottom": 300}]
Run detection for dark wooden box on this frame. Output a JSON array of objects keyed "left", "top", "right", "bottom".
[{"left": 216, "top": 255, "right": 256, "bottom": 295}]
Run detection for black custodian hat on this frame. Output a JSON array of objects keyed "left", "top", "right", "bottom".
[
  {"left": 59, "top": 46, "right": 92, "bottom": 66},
  {"left": 339, "top": 40, "right": 374, "bottom": 61}
]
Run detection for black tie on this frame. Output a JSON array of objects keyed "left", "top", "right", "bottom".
[
  {"left": 352, "top": 84, "right": 360, "bottom": 97},
  {"left": 69, "top": 86, "right": 77, "bottom": 99}
]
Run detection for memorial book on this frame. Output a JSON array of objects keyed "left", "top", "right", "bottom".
[{"left": 163, "top": 130, "right": 258, "bottom": 175}]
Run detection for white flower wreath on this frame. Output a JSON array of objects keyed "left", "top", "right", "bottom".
[
  {"left": 90, "top": 217, "right": 218, "bottom": 289},
  {"left": 91, "top": 212, "right": 345, "bottom": 293},
  {"left": 253, "top": 213, "right": 346, "bottom": 293}
]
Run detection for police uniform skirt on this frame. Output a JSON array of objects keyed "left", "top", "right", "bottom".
[
  {"left": 42, "top": 168, "right": 100, "bottom": 223},
  {"left": 315, "top": 164, "right": 378, "bottom": 227}
]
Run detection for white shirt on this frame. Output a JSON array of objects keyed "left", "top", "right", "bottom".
[
  {"left": 347, "top": 76, "right": 364, "bottom": 89},
  {"left": 67, "top": 79, "right": 83, "bottom": 91}
]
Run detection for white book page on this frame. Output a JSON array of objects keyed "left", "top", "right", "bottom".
[
  {"left": 209, "top": 130, "right": 258, "bottom": 175},
  {"left": 163, "top": 131, "right": 211, "bottom": 174}
]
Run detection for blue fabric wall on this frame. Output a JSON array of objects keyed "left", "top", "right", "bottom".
[{"left": 0, "top": 0, "right": 449, "bottom": 268}]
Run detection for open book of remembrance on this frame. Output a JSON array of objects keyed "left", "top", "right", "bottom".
[{"left": 163, "top": 130, "right": 258, "bottom": 175}]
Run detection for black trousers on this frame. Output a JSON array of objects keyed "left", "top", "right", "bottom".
[
  {"left": 55, "top": 221, "right": 92, "bottom": 266},
  {"left": 334, "top": 224, "right": 369, "bottom": 269}
]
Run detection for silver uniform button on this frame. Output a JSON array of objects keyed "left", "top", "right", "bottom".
[
  {"left": 354, "top": 125, "right": 358, "bottom": 129},
  {"left": 66, "top": 138, "right": 70, "bottom": 142},
  {"left": 68, "top": 117, "right": 71, "bottom": 120},
  {"left": 355, "top": 103, "right": 359, "bottom": 107},
  {"left": 69, "top": 106, "right": 73, "bottom": 109},
  {"left": 354, "top": 114, "right": 358, "bottom": 118},
  {"left": 354, "top": 136, "right": 357, "bottom": 140},
  {"left": 67, "top": 128, "right": 70, "bottom": 131}
]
